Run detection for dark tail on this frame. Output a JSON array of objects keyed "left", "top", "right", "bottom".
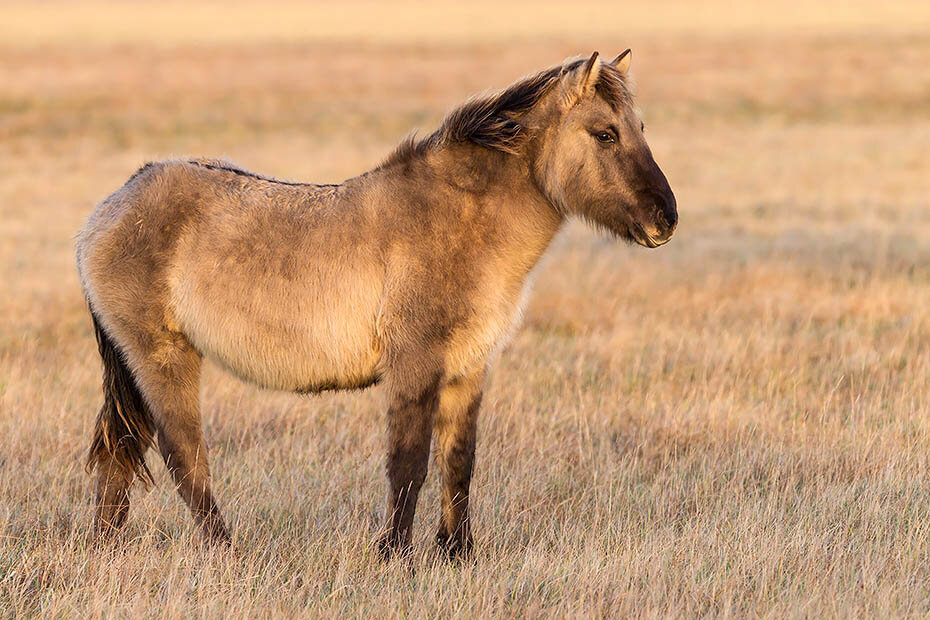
[{"left": 86, "top": 309, "right": 155, "bottom": 487}]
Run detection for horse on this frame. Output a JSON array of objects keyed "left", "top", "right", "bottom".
[{"left": 76, "top": 50, "right": 677, "bottom": 559}]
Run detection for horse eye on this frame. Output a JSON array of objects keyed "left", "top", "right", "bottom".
[
  {"left": 595, "top": 131, "right": 615, "bottom": 144},
  {"left": 640, "top": 121, "right": 645, "bottom": 132}
]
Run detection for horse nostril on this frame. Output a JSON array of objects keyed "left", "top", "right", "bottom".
[
  {"left": 656, "top": 203, "right": 677, "bottom": 231},
  {"left": 659, "top": 191, "right": 678, "bottom": 230},
  {"left": 645, "top": 189, "right": 677, "bottom": 232}
]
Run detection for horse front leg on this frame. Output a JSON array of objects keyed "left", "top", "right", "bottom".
[
  {"left": 379, "top": 371, "right": 442, "bottom": 559},
  {"left": 433, "top": 370, "right": 483, "bottom": 559}
]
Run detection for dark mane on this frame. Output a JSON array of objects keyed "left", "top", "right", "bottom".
[{"left": 380, "top": 58, "right": 633, "bottom": 168}]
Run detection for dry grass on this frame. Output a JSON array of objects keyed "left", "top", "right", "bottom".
[{"left": 2, "top": 1, "right": 930, "bottom": 617}]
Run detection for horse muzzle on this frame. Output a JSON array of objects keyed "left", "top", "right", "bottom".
[{"left": 632, "top": 190, "right": 677, "bottom": 248}]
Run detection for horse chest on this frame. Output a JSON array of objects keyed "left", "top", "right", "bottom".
[{"left": 443, "top": 276, "right": 535, "bottom": 378}]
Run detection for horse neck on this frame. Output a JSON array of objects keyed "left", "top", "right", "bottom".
[{"left": 422, "top": 142, "right": 564, "bottom": 272}]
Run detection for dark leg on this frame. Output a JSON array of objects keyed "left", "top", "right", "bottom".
[
  {"left": 156, "top": 420, "right": 229, "bottom": 543},
  {"left": 94, "top": 452, "right": 134, "bottom": 535},
  {"left": 379, "top": 372, "right": 442, "bottom": 559},
  {"left": 433, "top": 371, "right": 483, "bottom": 559}
]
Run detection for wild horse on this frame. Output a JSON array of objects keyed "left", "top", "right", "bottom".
[{"left": 76, "top": 51, "right": 677, "bottom": 558}]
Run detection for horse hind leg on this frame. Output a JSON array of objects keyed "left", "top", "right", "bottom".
[
  {"left": 89, "top": 310, "right": 229, "bottom": 543},
  {"left": 133, "top": 331, "right": 230, "bottom": 544},
  {"left": 88, "top": 310, "right": 155, "bottom": 536}
]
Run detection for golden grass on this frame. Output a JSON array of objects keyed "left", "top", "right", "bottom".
[
  {"left": 2, "top": 0, "right": 929, "bottom": 47},
  {"left": 2, "top": 2, "right": 930, "bottom": 617}
]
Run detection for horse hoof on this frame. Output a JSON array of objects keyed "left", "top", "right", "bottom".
[
  {"left": 377, "top": 535, "right": 413, "bottom": 563},
  {"left": 436, "top": 531, "right": 474, "bottom": 562}
]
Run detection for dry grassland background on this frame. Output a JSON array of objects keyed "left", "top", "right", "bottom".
[{"left": 2, "top": 1, "right": 930, "bottom": 617}]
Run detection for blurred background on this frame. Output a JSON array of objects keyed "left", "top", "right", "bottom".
[{"left": 2, "top": 1, "right": 930, "bottom": 616}]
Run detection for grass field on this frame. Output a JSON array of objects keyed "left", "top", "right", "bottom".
[{"left": 2, "top": 1, "right": 930, "bottom": 617}]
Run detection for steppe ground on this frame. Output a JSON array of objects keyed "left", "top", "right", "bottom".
[{"left": 2, "top": 1, "right": 930, "bottom": 617}]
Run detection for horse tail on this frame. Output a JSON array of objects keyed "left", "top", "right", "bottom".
[{"left": 85, "top": 308, "right": 155, "bottom": 487}]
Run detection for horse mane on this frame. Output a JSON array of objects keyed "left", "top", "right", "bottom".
[{"left": 380, "top": 58, "right": 633, "bottom": 168}]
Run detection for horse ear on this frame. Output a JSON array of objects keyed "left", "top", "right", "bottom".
[
  {"left": 580, "top": 51, "right": 600, "bottom": 93},
  {"left": 611, "top": 49, "right": 632, "bottom": 75},
  {"left": 566, "top": 51, "right": 600, "bottom": 103}
]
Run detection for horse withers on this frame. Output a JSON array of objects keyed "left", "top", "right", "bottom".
[{"left": 76, "top": 51, "right": 676, "bottom": 558}]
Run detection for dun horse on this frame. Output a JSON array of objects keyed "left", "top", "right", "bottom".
[{"left": 76, "top": 51, "right": 677, "bottom": 558}]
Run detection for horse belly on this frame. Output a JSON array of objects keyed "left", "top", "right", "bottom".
[{"left": 170, "top": 267, "right": 384, "bottom": 393}]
